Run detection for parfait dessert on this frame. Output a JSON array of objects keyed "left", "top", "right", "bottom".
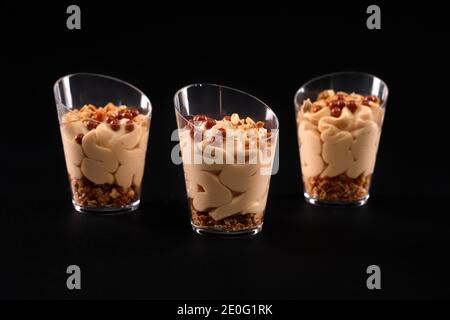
[
  {"left": 60, "top": 103, "right": 150, "bottom": 210},
  {"left": 296, "top": 88, "right": 385, "bottom": 205},
  {"left": 178, "top": 113, "right": 275, "bottom": 233},
  {"left": 54, "top": 73, "right": 152, "bottom": 213},
  {"left": 174, "top": 83, "right": 279, "bottom": 235}
]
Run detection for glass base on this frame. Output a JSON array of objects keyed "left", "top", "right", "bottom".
[
  {"left": 304, "top": 192, "right": 369, "bottom": 207},
  {"left": 72, "top": 199, "right": 140, "bottom": 214},
  {"left": 191, "top": 221, "right": 263, "bottom": 237}
]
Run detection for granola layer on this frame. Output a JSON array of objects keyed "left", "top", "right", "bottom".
[
  {"left": 190, "top": 199, "right": 263, "bottom": 232},
  {"left": 304, "top": 174, "right": 371, "bottom": 202},
  {"left": 71, "top": 177, "right": 139, "bottom": 208}
]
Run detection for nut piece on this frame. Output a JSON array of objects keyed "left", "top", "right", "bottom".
[
  {"left": 80, "top": 104, "right": 97, "bottom": 113},
  {"left": 110, "top": 188, "right": 120, "bottom": 199},
  {"left": 92, "top": 110, "right": 105, "bottom": 122},
  {"left": 336, "top": 91, "right": 349, "bottom": 99},
  {"left": 311, "top": 104, "right": 322, "bottom": 113},
  {"left": 318, "top": 89, "right": 335, "bottom": 100},
  {"left": 104, "top": 103, "right": 116, "bottom": 112},
  {"left": 245, "top": 117, "right": 255, "bottom": 126},
  {"left": 230, "top": 113, "right": 240, "bottom": 125}
]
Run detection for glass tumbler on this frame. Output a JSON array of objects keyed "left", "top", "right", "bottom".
[
  {"left": 174, "top": 84, "right": 279, "bottom": 236},
  {"left": 54, "top": 73, "right": 152, "bottom": 213},
  {"left": 294, "top": 72, "right": 388, "bottom": 206}
]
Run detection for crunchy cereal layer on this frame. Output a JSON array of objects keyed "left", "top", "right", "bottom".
[
  {"left": 304, "top": 174, "right": 371, "bottom": 202},
  {"left": 189, "top": 199, "right": 263, "bottom": 232},
  {"left": 71, "top": 177, "right": 139, "bottom": 208}
]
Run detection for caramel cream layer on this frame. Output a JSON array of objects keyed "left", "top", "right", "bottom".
[
  {"left": 179, "top": 114, "right": 275, "bottom": 221},
  {"left": 297, "top": 91, "right": 384, "bottom": 179},
  {"left": 60, "top": 109, "right": 149, "bottom": 189}
]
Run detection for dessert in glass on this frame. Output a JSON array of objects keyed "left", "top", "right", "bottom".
[
  {"left": 295, "top": 72, "right": 388, "bottom": 206},
  {"left": 54, "top": 73, "right": 152, "bottom": 213},
  {"left": 174, "top": 84, "right": 279, "bottom": 235}
]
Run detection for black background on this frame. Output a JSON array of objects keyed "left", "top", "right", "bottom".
[{"left": 1, "top": 0, "right": 449, "bottom": 300}]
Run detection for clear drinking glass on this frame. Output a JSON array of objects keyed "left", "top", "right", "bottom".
[
  {"left": 294, "top": 72, "right": 388, "bottom": 206},
  {"left": 174, "top": 84, "right": 279, "bottom": 236},
  {"left": 54, "top": 73, "right": 152, "bottom": 213}
]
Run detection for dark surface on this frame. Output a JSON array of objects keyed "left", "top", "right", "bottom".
[
  {"left": 3, "top": 196, "right": 450, "bottom": 299},
  {"left": 1, "top": 1, "right": 449, "bottom": 299}
]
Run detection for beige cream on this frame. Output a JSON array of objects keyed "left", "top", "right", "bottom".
[
  {"left": 179, "top": 116, "right": 275, "bottom": 221},
  {"left": 60, "top": 112, "right": 149, "bottom": 189},
  {"left": 297, "top": 92, "right": 384, "bottom": 180}
]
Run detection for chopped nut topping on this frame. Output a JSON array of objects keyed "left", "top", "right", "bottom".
[
  {"left": 317, "top": 89, "right": 335, "bottom": 100},
  {"left": 301, "top": 89, "right": 381, "bottom": 116},
  {"left": 184, "top": 112, "right": 271, "bottom": 148},
  {"left": 62, "top": 103, "right": 145, "bottom": 127},
  {"left": 311, "top": 104, "right": 322, "bottom": 113},
  {"left": 246, "top": 117, "right": 255, "bottom": 126}
]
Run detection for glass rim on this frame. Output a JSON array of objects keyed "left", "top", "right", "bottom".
[
  {"left": 294, "top": 71, "right": 389, "bottom": 110},
  {"left": 173, "top": 83, "right": 279, "bottom": 130},
  {"left": 53, "top": 72, "right": 152, "bottom": 114}
]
